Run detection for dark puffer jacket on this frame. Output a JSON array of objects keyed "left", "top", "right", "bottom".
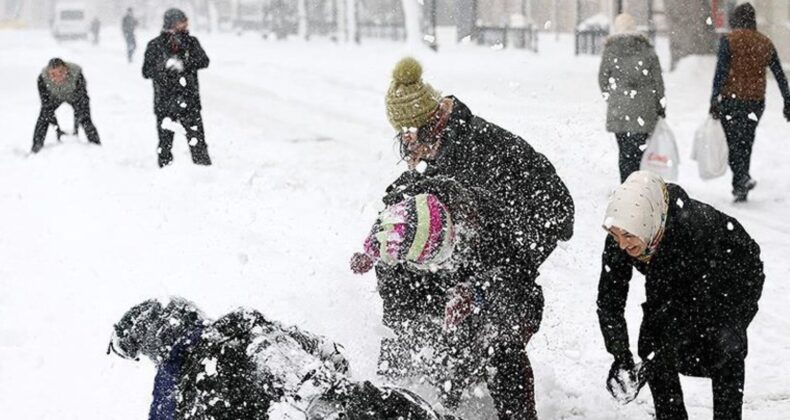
[
  {"left": 379, "top": 96, "right": 574, "bottom": 331},
  {"left": 597, "top": 184, "right": 764, "bottom": 375},
  {"left": 142, "top": 31, "right": 209, "bottom": 118}
]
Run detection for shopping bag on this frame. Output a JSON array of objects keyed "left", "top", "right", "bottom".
[
  {"left": 692, "top": 117, "right": 728, "bottom": 180},
  {"left": 640, "top": 119, "right": 680, "bottom": 181}
]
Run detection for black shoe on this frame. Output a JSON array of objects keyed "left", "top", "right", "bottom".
[{"left": 733, "top": 190, "right": 748, "bottom": 203}]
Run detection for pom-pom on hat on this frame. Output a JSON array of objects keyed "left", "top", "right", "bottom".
[
  {"left": 363, "top": 193, "right": 455, "bottom": 269},
  {"left": 385, "top": 57, "right": 441, "bottom": 131}
]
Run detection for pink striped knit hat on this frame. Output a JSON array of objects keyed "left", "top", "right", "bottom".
[{"left": 362, "top": 193, "right": 456, "bottom": 268}]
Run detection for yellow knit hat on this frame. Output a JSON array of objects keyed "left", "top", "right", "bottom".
[{"left": 385, "top": 57, "right": 441, "bottom": 131}]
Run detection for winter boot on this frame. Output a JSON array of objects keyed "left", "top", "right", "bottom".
[{"left": 733, "top": 178, "right": 756, "bottom": 203}]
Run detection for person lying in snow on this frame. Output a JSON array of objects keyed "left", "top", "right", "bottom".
[
  {"left": 352, "top": 176, "right": 557, "bottom": 419},
  {"left": 597, "top": 171, "right": 765, "bottom": 419},
  {"left": 108, "top": 297, "right": 459, "bottom": 420}
]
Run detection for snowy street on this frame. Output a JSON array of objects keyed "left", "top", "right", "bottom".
[{"left": 0, "top": 28, "right": 788, "bottom": 418}]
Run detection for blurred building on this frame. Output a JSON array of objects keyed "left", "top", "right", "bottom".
[{"left": 752, "top": 0, "right": 790, "bottom": 64}]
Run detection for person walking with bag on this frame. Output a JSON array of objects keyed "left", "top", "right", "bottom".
[
  {"left": 599, "top": 13, "right": 666, "bottom": 183},
  {"left": 709, "top": 3, "right": 790, "bottom": 202},
  {"left": 597, "top": 171, "right": 765, "bottom": 419}
]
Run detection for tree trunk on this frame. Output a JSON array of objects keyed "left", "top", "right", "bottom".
[
  {"left": 402, "top": 0, "right": 423, "bottom": 47},
  {"left": 664, "top": 0, "right": 717, "bottom": 70}
]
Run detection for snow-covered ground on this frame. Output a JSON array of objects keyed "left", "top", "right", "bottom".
[{"left": 0, "top": 28, "right": 788, "bottom": 419}]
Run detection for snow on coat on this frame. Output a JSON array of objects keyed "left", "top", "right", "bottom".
[
  {"left": 142, "top": 31, "right": 209, "bottom": 118},
  {"left": 110, "top": 298, "right": 348, "bottom": 420},
  {"left": 598, "top": 34, "right": 665, "bottom": 134},
  {"left": 597, "top": 184, "right": 765, "bottom": 376}
]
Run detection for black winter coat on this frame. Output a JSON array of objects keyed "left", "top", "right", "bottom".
[
  {"left": 154, "top": 309, "right": 347, "bottom": 420},
  {"left": 597, "top": 184, "right": 764, "bottom": 375},
  {"left": 142, "top": 31, "right": 209, "bottom": 118},
  {"left": 378, "top": 97, "right": 575, "bottom": 337}
]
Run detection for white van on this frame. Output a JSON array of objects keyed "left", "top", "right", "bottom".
[{"left": 52, "top": 1, "right": 89, "bottom": 40}]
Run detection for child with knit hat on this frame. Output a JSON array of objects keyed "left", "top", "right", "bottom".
[
  {"left": 374, "top": 57, "right": 573, "bottom": 419},
  {"left": 350, "top": 193, "right": 456, "bottom": 274},
  {"left": 597, "top": 171, "right": 765, "bottom": 418}
]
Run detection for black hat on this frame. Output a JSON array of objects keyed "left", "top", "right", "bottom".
[
  {"left": 730, "top": 3, "right": 756, "bottom": 30},
  {"left": 163, "top": 8, "right": 188, "bottom": 30}
]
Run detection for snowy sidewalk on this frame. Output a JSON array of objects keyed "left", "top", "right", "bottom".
[{"left": 0, "top": 29, "right": 788, "bottom": 419}]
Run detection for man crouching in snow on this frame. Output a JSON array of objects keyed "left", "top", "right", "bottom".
[
  {"left": 108, "top": 297, "right": 459, "bottom": 419},
  {"left": 32, "top": 58, "right": 101, "bottom": 153}
]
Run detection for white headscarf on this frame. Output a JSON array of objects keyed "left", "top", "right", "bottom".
[{"left": 603, "top": 171, "right": 669, "bottom": 246}]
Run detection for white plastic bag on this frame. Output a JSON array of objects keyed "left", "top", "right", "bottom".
[
  {"left": 692, "top": 117, "right": 728, "bottom": 180},
  {"left": 640, "top": 119, "right": 680, "bottom": 181}
]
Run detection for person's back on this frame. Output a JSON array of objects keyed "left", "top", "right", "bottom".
[
  {"left": 122, "top": 13, "right": 136, "bottom": 36},
  {"left": 723, "top": 29, "right": 775, "bottom": 101}
]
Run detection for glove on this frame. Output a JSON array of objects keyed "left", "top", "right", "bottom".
[
  {"left": 165, "top": 57, "right": 184, "bottom": 72},
  {"left": 606, "top": 357, "right": 647, "bottom": 404},
  {"left": 709, "top": 101, "right": 721, "bottom": 120},
  {"left": 784, "top": 104, "right": 790, "bottom": 122},
  {"left": 350, "top": 252, "right": 375, "bottom": 274},
  {"left": 443, "top": 283, "right": 477, "bottom": 331}
]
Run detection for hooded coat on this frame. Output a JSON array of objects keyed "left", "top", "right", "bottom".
[
  {"left": 598, "top": 34, "right": 665, "bottom": 134},
  {"left": 112, "top": 300, "right": 348, "bottom": 420},
  {"left": 142, "top": 31, "right": 209, "bottom": 118},
  {"left": 597, "top": 184, "right": 764, "bottom": 376}
]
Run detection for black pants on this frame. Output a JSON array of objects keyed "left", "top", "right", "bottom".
[
  {"left": 615, "top": 132, "right": 650, "bottom": 183},
  {"left": 647, "top": 358, "right": 745, "bottom": 420},
  {"left": 32, "top": 97, "right": 100, "bottom": 151},
  {"left": 719, "top": 99, "right": 765, "bottom": 194},
  {"left": 156, "top": 113, "right": 211, "bottom": 167},
  {"left": 488, "top": 334, "right": 538, "bottom": 420},
  {"left": 643, "top": 322, "right": 748, "bottom": 420}
]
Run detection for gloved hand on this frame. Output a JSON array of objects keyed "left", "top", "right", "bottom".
[
  {"left": 165, "top": 57, "right": 185, "bottom": 72},
  {"left": 350, "top": 252, "right": 375, "bottom": 274},
  {"left": 710, "top": 101, "right": 721, "bottom": 120},
  {"left": 606, "top": 357, "right": 644, "bottom": 404},
  {"left": 783, "top": 103, "right": 790, "bottom": 122},
  {"left": 443, "top": 283, "right": 477, "bottom": 331}
]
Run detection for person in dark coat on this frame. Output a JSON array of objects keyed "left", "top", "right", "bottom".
[
  {"left": 122, "top": 8, "right": 139, "bottom": 63},
  {"left": 31, "top": 58, "right": 101, "bottom": 153},
  {"left": 710, "top": 2, "right": 790, "bottom": 202},
  {"left": 109, "top": 297, "right": 459, "bottom": 420},
  {"left": 371, "top": 57, "right": 575, "bottom": 419},
  {"left": 597, "top": 171, "right": 765, "bottom": 419},
  {"left": 142, "top": 8, "right": 211, "bottom": 167},
  {"left": 598, "top": 13, "right": 666, "bottom": 183}
]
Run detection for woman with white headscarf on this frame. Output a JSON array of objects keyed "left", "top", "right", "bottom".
[
  {"left": 598, "top": 14, "right": 666, "bottom": 183},
  {"left": 597, "top": 171, "right": 764, "bottom": 419}
]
